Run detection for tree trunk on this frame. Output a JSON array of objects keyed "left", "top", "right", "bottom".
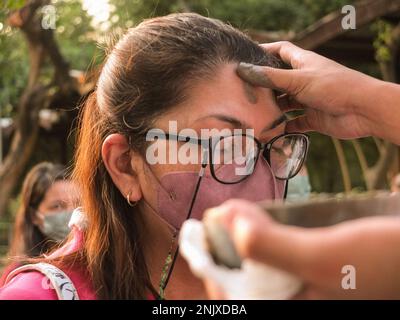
[
  {"left": 0, "top": 0, "right": 78, "bottom": 216},
  {"left": 365, "top": 22, "right": 400, "bottom": 190}
]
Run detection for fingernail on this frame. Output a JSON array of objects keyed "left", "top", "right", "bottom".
[
  {"left": 203, "top": 213, "right": 242, "bottom": 269},
  {"left": 237, "top": 62, "right": 253, "bottom": 69},
  {"left": 236, "top": 62, "right": 275, "bottom": 89}
]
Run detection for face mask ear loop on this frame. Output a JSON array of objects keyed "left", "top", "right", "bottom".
[
  {"left": 259, "top": 154, "right": 281, "bottom": 199},
  {"left": 158, "top": 151, "right": 208, "bottom": 299}
]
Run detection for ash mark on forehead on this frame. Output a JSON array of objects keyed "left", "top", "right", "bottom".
[{"left": 242, "top": 81, "right": 258, "bottom": 104}]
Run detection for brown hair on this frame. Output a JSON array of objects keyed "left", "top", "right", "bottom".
[
  {"left": 69, "top": 13, "right": 282, "bottom": 299},
  {"left": 9, "top": 162, "right": 68, "bottom": 257}
]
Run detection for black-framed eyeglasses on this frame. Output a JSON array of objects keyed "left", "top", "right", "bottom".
[{"left": 149, "top": 132, "right": 309, "bottom": 184}]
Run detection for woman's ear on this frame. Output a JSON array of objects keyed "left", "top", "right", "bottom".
[{"left": 102, "top": 134, "right": 142, "bottom": 202}]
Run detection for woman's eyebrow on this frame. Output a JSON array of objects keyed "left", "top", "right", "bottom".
[
  {"left": 195, "top": 113, "right": 287, "bottom": 133},
  {"left": 195, "top": 114, "right": 247, "bottom": 129},
  {"left": 262, "top": 114, "right": 287, "bottom": 133}
]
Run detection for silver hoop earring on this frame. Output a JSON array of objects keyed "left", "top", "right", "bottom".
[{"left": 126, "top": 191, "right": 137, "bottom": 207}]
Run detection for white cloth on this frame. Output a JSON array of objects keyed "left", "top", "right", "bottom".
[
  {"left": 179, "top": 219, "right": 302, "bottom": 300},
  {"left": 68, "top": 207, "right": 88, "bottom": 231}
]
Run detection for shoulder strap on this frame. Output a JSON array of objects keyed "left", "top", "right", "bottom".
[{"left": 4, "top": 262, "right": 80, "bottom": 300}]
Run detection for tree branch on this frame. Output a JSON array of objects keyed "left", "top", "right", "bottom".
[{"left": 0, "top": 0, "right": 78, "bottom": 216}]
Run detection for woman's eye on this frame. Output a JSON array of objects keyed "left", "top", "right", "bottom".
[{"left": 49, "top": 202, "right": 66, "bottom": 211}]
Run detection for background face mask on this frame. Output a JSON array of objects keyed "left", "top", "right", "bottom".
[
  {"left": 286, "top": 175, "right": 311, "bottom": 202},
  {"left": 154, "top": 156, "right": 285, "bottom": 230},
  {"left": 38, "top": 211, "right": 73, "bottom": 241}
]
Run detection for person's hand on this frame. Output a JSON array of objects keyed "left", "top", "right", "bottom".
[
  {"left": 203, "top": 199, "right": 400, "bottom": 299},
  {"left": 236, "top": 41, "right": 400, "bottom": 144}
]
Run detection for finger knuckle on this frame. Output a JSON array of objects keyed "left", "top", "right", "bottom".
[{"left": 238, "top": 224, "right": 260, "bottom": 258}]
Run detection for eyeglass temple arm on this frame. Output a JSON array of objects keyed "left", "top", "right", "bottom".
[{"left": 160, "top": 133, "right": 208, "bottom": 146}]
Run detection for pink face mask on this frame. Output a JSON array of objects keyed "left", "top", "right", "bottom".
[{"left": 151, "top": 156, "right": 285, "bottom": 231}]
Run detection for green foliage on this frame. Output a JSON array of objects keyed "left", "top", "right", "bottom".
[
  {"left": 306, "top": 133, "right": 380, "bottom": 193},
  {"left": 301, "top": 0, "right": 355, "bottom": 20},
  {"left": 1, "top": 0, "right": 26, "bottom": 11},
  {"left": 54, "top": 0, "right": 102, "bottom": 70},
  {"left": 0, "top": 3, "right": 29, "bottom": 117},
  {"left": 185, "top": 0, "right": 311, "bottom": 31},
  {"left": 372, "top": 20, "right": 394, "bottom": 63}
]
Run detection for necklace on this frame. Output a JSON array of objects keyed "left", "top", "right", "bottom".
[{"left": 158, "top": 230, "right": 178, "bottom": 299}]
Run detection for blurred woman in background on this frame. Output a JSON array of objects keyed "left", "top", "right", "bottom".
[{"left": 8, "top": 162, "right": 79, "bottom": 258}]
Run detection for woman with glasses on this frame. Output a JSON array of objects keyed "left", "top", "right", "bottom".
[{"left": 0, "top": 13, "right": 308, "bottom": 300}]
